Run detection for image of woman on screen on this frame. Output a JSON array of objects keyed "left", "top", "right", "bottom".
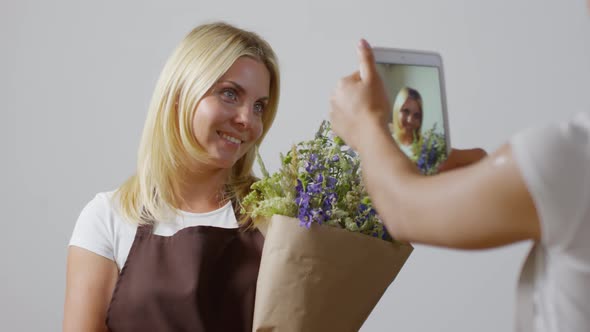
[{"left": 390, "top": 87, "right": 423, "bottom": 158}]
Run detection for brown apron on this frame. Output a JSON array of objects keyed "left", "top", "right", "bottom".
[{"left": 105, "top": 221, "right": 264, "bottom": 332}]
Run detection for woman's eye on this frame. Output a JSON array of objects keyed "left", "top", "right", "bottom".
[
  {"left": 254, "top": 102, "right": 265, "bottom": 115},
  {"left": 221, "top": 88, "right": 238, "bottom": 101}
]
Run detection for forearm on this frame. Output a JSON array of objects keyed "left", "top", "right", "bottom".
[
  {"left": 358, "top": 133, "right": 540, "bottom": 248},
  {"left": 356, "top": 119, "right": 421, "bottom": 242}
]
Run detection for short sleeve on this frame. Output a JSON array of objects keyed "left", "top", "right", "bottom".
[
  {"left": 510, "top": 113, "right": 590, "bottom": 250},
  {"left": 69, "top": 192, "right": 115, "bottom": 261}
]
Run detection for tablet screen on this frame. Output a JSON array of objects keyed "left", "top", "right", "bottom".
[{"left": 375, "top": 63, "right": 448, "bottom": 175}]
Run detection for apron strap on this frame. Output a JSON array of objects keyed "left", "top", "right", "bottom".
[{"left": 136, "top": 223, "right": 154, "bottom": 236}]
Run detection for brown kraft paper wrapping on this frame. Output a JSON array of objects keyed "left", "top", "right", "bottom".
[{"left": 253, "top": 215, "right": 413, "bottom": 332}]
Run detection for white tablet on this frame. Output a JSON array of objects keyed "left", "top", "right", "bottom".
[{"left": 373, "top": 47, "right": 451, "bottom": 175}]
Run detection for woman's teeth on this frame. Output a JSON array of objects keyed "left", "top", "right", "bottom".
[{"left": 220, "top": 132, "right": 241, "bottom": 144}]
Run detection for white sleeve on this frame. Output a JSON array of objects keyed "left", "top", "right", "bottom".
[
  {"left": 510, "top": 113, "right": 590, "bottom": 250},
  {"left": 69, "top": 193, "right": 115, "bottom": 261}
]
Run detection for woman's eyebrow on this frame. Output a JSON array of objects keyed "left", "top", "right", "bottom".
[{"left": 217, "top": 80, "right": 244, "bottom": 93}]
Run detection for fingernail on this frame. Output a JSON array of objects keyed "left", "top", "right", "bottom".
[{"left": 358, "top": 39, "right": 370, "bottom": 49}]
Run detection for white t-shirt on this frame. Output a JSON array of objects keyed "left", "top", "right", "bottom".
[
  {"left": 398, "top": 143, "right": 416, "bottom": 160},
  {"left": 69, "top": 191, "right": 240, "bottom": 270},
  {"left": 511, "top": 112, "right": 590, "bottom": 332}
]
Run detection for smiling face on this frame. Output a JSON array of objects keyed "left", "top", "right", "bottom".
[
  {"left": 192, "top": 56, "right": 270, "bottom": 170},
  {"left": 398, "top": 98, "right": 423, "bottom": 137}
]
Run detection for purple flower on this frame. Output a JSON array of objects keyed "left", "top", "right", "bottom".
[
  {"left": 315, "top": 173, "right": 323, "bottom": 183},
  {"left": 417, "top": 143, "right": 429, "bottom": 174},
  {"left": 305, "top": 153, "right": 322, "bottom": 173},
  {"left": 295, "top": 178, "right": 304, "bottom": 193},
  {"left": 296, "top": 191, "right": 311, "bottom": 207},
  {"left": 417, "top": 158, "right": 426, "bottom": 173},
  {"left": 311, "top": 208, "right": 326, "bottom": 224},
  {"left": 310, "top": 153, "right": 318, "bottom": 163},
  {"left": 358, "top": 203, "right": 368, "bottom": 213},
  {"left": 326, "top": 176, "right": 337, "bottom": 189},
  {"left": 354, "top": 203, "right": 377, "bottom": 227},
  {"left": 428, "top": 146, "right": 438, "bottom": 166},
  {"left": 298, "top": 208, "right": 312, "bottom": 228},
  {"left": 308, "top": 181, "right": 323, "bottom": 194},
  {"left": 322, "top": 192, "right": 337, "bottom": 210}
]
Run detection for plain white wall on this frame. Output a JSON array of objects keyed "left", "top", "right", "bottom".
[{"left": 2, "top": 0, "right": 589, "bottom": 330}]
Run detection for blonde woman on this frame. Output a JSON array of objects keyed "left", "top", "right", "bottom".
[
  {"left": 63, "top": 22, "right": 280, "bottom": 332},
  {"left": 390, "top": 87, "right": 423, "bottom": 158}
]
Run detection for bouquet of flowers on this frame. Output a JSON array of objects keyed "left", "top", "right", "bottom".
[
  {"left": 242, "top": 121, "right": 413, "bottom": 332},
  {"left": 410, "top": 123, "right": 448, "bottom": 175},
  {"left": 242, "top": 120, "right": 393, "bottom": 240}
]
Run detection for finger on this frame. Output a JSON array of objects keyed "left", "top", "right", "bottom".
[
  {"left": 349, "top": 70, "right": 361, "bottom": 81},
  {"left": 342, "top": 71, "right": 360, "bottom": 84},
  {"left": 357, "top": 39, "right": 377, "bottom": 82},
  {"left": 454, "top": 148, "right": 487, "bottom": 165},
  {"left": 438, "top": 148, "right": 487, "bottom": 172},
  {"left": 328, "top": 102, "right": 341, "bottom": 132},
  {"left": 336, "top": 71, "right": 361, "bottom": 90}
]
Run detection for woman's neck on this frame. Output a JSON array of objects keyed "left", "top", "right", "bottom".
[
  {"left": 397, "top": 131, "right": 414, "bottom": 146},
  {"left": 176, "top": 167, "right": 231, "bottom": 213}
]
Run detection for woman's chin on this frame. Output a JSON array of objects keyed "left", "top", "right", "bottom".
[
  {"left": 210, "top": 160, "right": 236, "bottom": 170},
  {"left": 207, "top": 154, "right": 239, "bottom": 170},
  {"left": 204, "top": 147, "right": 248, "bottom": 170}
]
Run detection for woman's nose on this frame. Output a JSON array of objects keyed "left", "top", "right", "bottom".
[{"left": 234, "top": 105, "right": 255, "bottom": 128}]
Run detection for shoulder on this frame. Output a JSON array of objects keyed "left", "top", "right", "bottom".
[
  {"left": 511, "top": 112, "right": 590, "bottom": 161},
  {"left": 78, "top": 191, "right": 122, "bottom": 225},
  {"left": 510, "top": 112, "right": 590, "bottom": 248},
  {"left": 510, "top": 112, "right": 590, "bottom": 181},
  {"left": 69, "top": 190, "right": 128, "bottom": 261},
  {"left": 86, "top": 191, "right": 115, "bottom": 211}
]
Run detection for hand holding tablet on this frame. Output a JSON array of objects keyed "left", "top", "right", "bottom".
[{"left": 330, "top": 40, "right": 452, "bottom": 175}]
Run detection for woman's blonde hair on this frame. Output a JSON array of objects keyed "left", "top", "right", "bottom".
[
  {"left": 116, "top": 22, "right": 280, "bottom": 224},
  {"left": 392, "top": 86, "right": 423, "bottom": 143}
]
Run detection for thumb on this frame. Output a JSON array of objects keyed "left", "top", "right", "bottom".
[{"left": 357, "top": 39, "right": 377, "bottom": 82}]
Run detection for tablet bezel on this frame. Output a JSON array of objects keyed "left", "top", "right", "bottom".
[{"left": 373, "top": 47, "right": 452, "bottom": 156}]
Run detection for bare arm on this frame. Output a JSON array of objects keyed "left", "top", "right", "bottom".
[
  {"left": 330, "top": 40, "right": 540, "bottom": 250},
  {"left": 438, "top": 147, "right": 488, "bottom": 172},
  {"left": 357, "top": 122, "right": 540, "bottom": 249},
  {"left": 63, "top": 246, "right": 118, "bottom": 332}
]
